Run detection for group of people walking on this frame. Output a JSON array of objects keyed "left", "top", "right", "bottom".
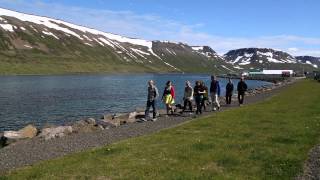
[{"left": 144, "top": 75, "right": 248, "bottom": 121}]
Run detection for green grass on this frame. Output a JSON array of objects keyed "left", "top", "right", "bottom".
[{"left": 3, "top": 80, "right": 320, "bottom": 179}]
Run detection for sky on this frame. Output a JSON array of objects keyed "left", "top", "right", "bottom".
[{"left": 0, "top": 0, "right": 320, "bottom": 56}]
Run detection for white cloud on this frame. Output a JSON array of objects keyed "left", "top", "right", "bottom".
[
  {"left": 288, "top": 47, "right": 299, "bottom": 52},
  {"left": 287, "top": 48, "right": 320, "bottom": 57},
  {"left": 1, "top": 0, "right": 320, "bottom": 56}
]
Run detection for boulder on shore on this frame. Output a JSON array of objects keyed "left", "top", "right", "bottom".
[
  {"left": 0, "top": 132, "right": 6, "bottom": 148},
  {"left": 102, "top": 111, "right": 144, "bottom": 127},
  {"left": 39, "top": 126, "right": 73, "bottom": 140},
  {"left": 1, "top": 125, "right": 38, "bottom": 146},
  {"left": 72, "top": 118, "right": 102, "bottom": 133},
  {"left": 4, "top": 125, "right": 38, "bottom": 139},
  {"left": 96, "top": 120, "right": 116, "bottom": 129},
  {"left": 102, "top": 114, "right": 128, "bottom": 127}
]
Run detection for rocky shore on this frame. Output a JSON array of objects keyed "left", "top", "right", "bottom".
[{"left": 0, "top": 78, "right": 298, "bottom": 174}]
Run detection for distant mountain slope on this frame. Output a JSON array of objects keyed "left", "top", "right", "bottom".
[
  {"left": 0, "top": 8, "right": 235, "bottom": 74},
  {"left": 295, "top": 56, "right": 320, "bottom": 69},
  {"left": 224, "top": 48, "right": 317, "bottom": 72}
]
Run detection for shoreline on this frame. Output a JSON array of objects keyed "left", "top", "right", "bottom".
[
  {"left": 0, "top": 74, "right": 274, "bottom": 132},
  {"left": 0, "top": 77, "right": 299, "bottom": 174},
  {"left": 0, "top": 72, "right": 207, "bottom": 77}
]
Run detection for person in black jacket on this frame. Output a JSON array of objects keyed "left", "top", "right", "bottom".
[
  {"left": 210, "top": 75, "right": 221, "bottom": 111},
  {"left": 225, "top": 78, "right": 234, "bottom": 105},
  {"left": 237, "top": 77, "right": 248, "bottom": 106},
  {"left": 194, "top": 81, "right": 206, "bottom": 115}
]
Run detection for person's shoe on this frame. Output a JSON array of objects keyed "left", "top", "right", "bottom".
[
  {"left": 152, "top": 118, "right": 157, "bottom": 122},
  {"left": 217, "top": 106, "right": 220, "bottom": 111},
  {"left": 140, "top": 118, "right": 147, "bottom": 122}
]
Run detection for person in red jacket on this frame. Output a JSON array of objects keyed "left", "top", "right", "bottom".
[{"left": 162, "top": 81, "right": 175, "bottom": 115}]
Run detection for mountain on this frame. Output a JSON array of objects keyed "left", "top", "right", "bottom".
[
  {"left": 190, "top": 46, "right": 236, "bottom": 72},
  {"left": 0, "top": 8, "right": 236, "bottom": 75},
  {"left": 224, "top": 48, "right": 317, "bottom": 72},
  {"left": 295, "top": 56, "right": 320, "bottom": 69}
]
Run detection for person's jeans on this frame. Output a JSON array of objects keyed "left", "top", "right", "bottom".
[
  {"left": 238, "top": 92, "right": 245, "bottom": 104},
  {"left": 183, "top": 99, "right": 193, "bottom": 112},
  {"left": 195, "top": 96, "right": 203, "bottom": 114},
  {"left": 226, "top": 93, "right": 232, "bottom": 104},
  {"left": 145, "top": 100, "right": 156, "bottom": 119},
  {"left": 210, "top": 93, "right": 220, "bottom": 110}
]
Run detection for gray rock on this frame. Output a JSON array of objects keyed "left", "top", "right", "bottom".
[
  {"left": 0, "top": 132, "right": 6, "bottom": 148},
  {"left": 96, "top": 120, "right": 116, "bottom": 129},
  {"left": 102, "top": 111, "right": 146, "bottom": 127},
  {"left": 97, "top": 125, "right": 105, "bottom": 130},
  {"left": 4, "top": 125, "right": 38, "bottom": 139},
  {"left": 85, "top": 118, "right": 96, "bottom": 125},
  {"left": 39, "top": 126, "right": 73, "bottom": 140},
  {"left": 72, "top": 118, "right": 100, "bottom": 133},
  {"left": 2, "top": 125, "right": 38, "bottom": 146}
]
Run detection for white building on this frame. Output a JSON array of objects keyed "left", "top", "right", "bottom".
[
  {"left": 261, "top": 70, "right": 294, "bottom": 75},
  {"left": 248, "top": 70, "right": 294, "bottom": 77}
]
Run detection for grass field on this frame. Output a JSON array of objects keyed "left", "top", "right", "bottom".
[{"left": 2, "top": 80, "right": 320, "bottom": 179}]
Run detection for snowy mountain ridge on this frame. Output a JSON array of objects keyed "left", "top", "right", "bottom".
[
  {"left": 0, "top": 8, "right": 317, "bottom": 74},
  {"left": 223, "top": 48, "right": 318, "bottom": 71},
  {"left": 0, "top": 8, "right": 153, "bottom": 48},
  {"left": 0, "top": 7, "right": 236, "bottom": 74},
  {"left": 296, "top": 56, "right": 320, "bottom": 68}
]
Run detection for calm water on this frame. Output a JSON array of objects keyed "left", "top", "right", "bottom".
[{"left": 0, "top": 74, "right": 272, "bottom": 131}]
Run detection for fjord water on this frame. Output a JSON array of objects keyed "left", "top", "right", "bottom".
[{"left": 0, "top": 74, "right": 272, "bottom": 131}]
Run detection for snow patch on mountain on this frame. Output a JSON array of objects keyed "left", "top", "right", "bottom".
[
  {"left": 257, "top": 51, "right": 272, "bottom": 57},
  {"left": 131, "top": 48, "right": 149, "bottom": 59},
  {"left": 234, "top": 66, "right": 243, "bottom": 69},
  {"left": 84, "top": 43, "right": 93, "bottom": 47},
  {"left": 98, "top": 37, "right": 115, "bottom": 49},
  {"left": 221, "top": 65, "right": 233, "bottom": 72},
  {"left": 233, "top": 56, "right": 243, "bottom": 64},
  {"left": 244, "top": 53, "right": 253, "bottom": 58},
  {"left": 0, "top": 23, "right": 14, "bottom": 32},
  {"left": 305, "top": 61, "right": 318, "bottom": 68},
  {"left": 42, "top": 31, "right": 59, "bottom": 39},
  {"left": 239, "top": 60, "right": 251, "bottom": 65},
  {"left": 93, "top": 38, "right": 104, "bottom": 46},
  {"left": 163, "top": 61, "right": 181, "bottom": 72},
  {"left": 165, "top": 48, "right": 177, "bottom": 55},
  {"left": 191, "top": 46, "right": 203, "bottom": 51},
  {"left": 266, "top": 57, "right": 283, "bottom": 63},
  {"left": 83, "top": 35, "right": 93, "bottom": 42},
  {"left": 131, "top": 48, "right": 150, "bottom": 56}
]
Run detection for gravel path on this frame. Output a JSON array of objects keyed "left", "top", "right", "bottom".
[
  {"left": 297, "top": 145, "right": 320, "bottom": 180},
  {"left": 0, "top": 82, "right": 294, "bottom": 174}
]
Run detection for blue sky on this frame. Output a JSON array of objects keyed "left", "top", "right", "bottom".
[{"left": 0, "top": 0, "right": 320, "bottom": 56}]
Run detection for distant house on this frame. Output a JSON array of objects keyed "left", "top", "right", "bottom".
[
  {"left": 248, "top": 70, "right": 294, "bottom": 77},
  {"left": 261, "top": 70, "right": 294, "bottom": 75}
]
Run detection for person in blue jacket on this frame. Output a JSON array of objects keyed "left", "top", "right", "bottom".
[{"left": 210, "top": 75, "right": 221, "bottom": 111}]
